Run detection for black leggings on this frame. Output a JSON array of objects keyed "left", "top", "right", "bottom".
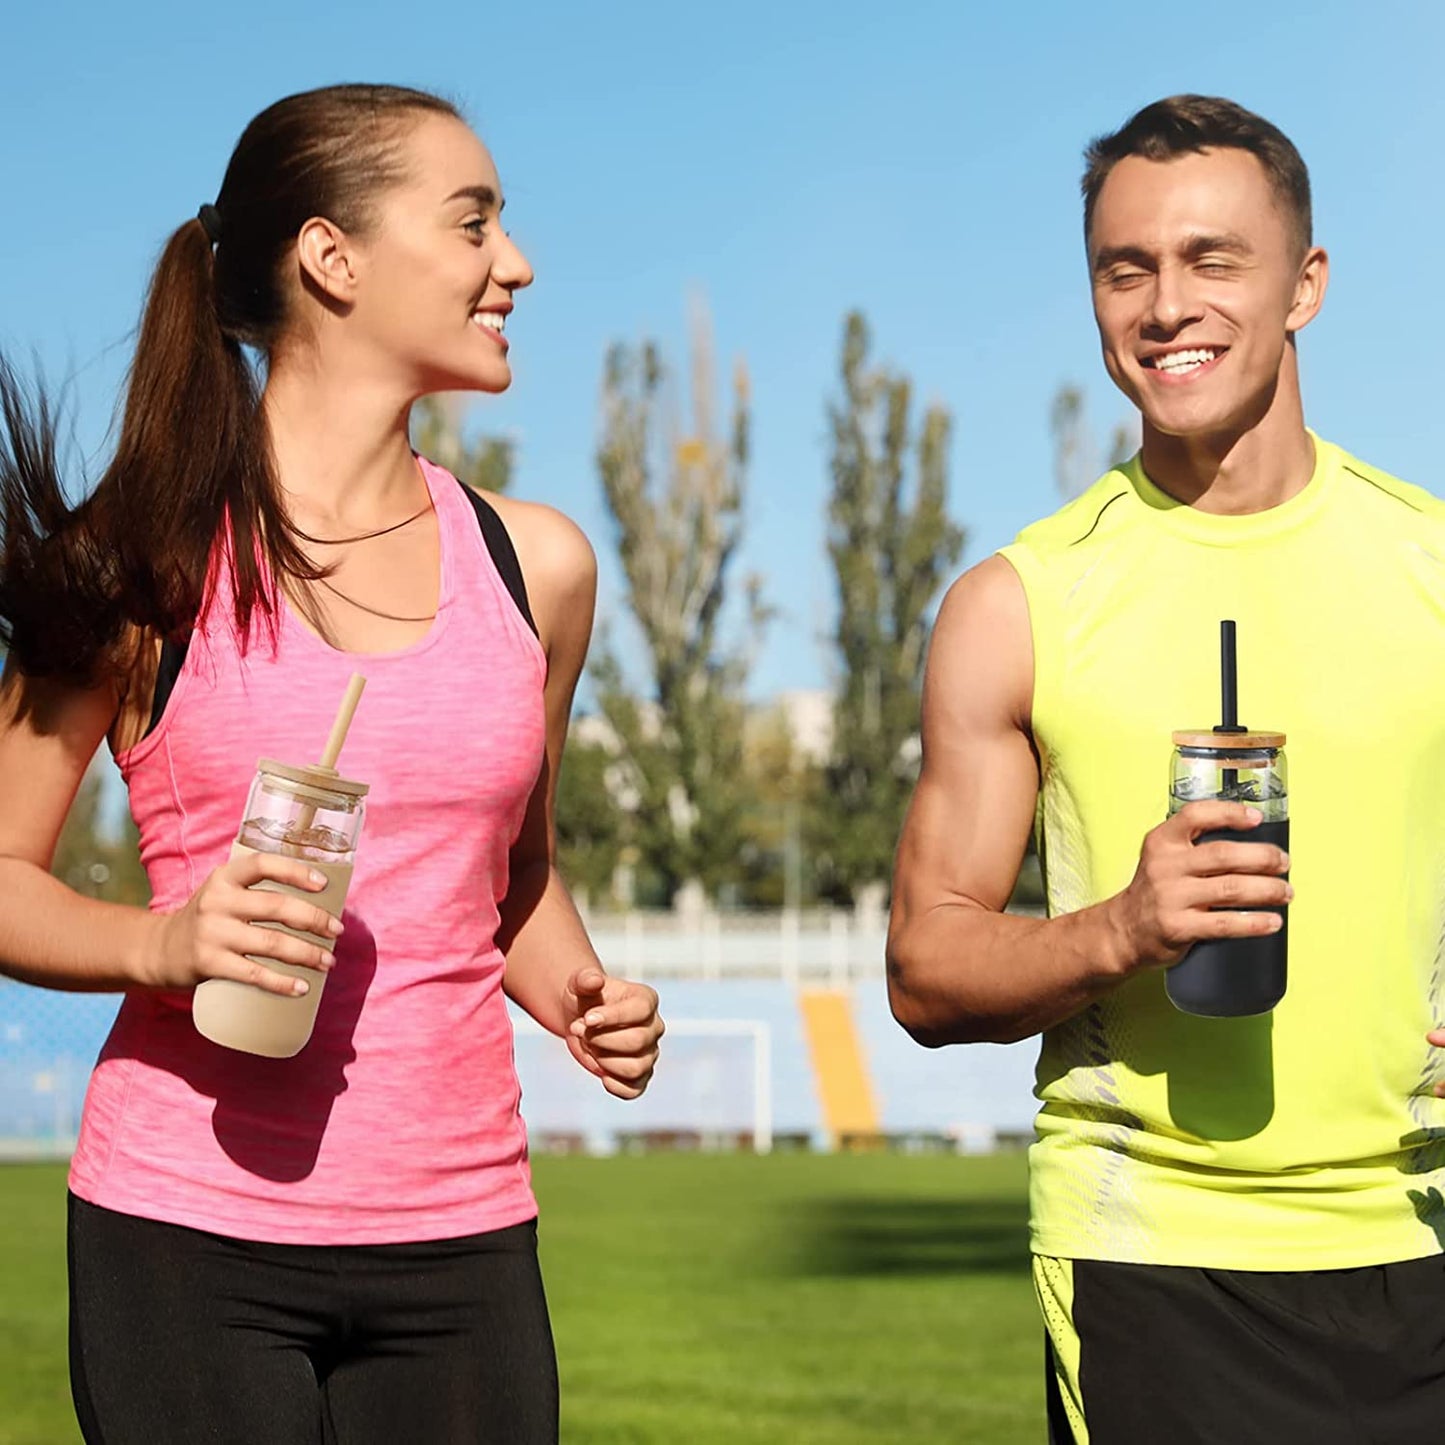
[{"left": 68, "top": 1194, "right": 559, "bottom": 1445}]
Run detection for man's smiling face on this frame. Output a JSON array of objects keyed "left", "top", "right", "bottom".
[{"left": 1088, "top": 147, "right": 1324, "bottom": 442}]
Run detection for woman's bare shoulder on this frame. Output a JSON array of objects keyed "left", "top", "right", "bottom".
[{"left": 477, "top": 492, "right": 596, "bottom": 596}]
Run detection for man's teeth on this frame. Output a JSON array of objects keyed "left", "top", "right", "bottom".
[
  {"left": 1150, "top": 348, "right": 1217, "bottom": 375},
  {"left": 473, "top": 312, "right": 506, "bottom": 334}
]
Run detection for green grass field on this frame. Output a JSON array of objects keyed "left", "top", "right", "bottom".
[{"left": 1, "top": 1152, "right": 1040, "bottom": 1444}]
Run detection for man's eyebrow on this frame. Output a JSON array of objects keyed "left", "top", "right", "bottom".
[
  {"left": 1091, "top": 232, "right": 1254, "bottom": 274},
  {"left": 444, "top": 184, "right": 501, "bottom": 210},
  {"left": 1091, "top": 244, "right": 1154, "bottom": 274},
  {"left": 1180, "top": 231, "right": 1252, "bottom": 258}
]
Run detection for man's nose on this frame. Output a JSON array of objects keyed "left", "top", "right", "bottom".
[{"left": 1144, "top": 265, "right": 1201, "bottom": 334}]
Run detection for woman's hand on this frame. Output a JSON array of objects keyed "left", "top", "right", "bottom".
[
  {"left": 563, "top": 965, "right": 664, "bottom": 1099},
  {"left": 141, "top": 852, "right": 342, "bottom": 996}
]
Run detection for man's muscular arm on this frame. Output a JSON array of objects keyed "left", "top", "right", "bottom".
[{"left": 886, "top": 556, "right": 1291, "bottom": 1047}]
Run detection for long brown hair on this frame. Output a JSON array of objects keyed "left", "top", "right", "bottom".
[{"left": 0, "top": 83, "right": 460, "bottom": 687}]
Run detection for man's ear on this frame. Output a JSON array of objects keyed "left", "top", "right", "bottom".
[{"left": 1287, "top": 245, "right": 1329, "bottom": 335}]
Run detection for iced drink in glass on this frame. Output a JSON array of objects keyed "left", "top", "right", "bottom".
[{"left": 192, "top": 759, "right": 368, "bottom": 1058}]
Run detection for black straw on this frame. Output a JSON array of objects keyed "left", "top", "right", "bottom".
[
  {"left": 1214, "top": 619, "right": 1245, "bottom": 795},
  {"left": 1214, "top": 620, "right": 1246, "bottom": 735},
  {"left": 1219, "top": 621, "right": 1237, "bottom": 730}
]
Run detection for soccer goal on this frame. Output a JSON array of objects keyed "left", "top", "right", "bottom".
[{"left": 509, "top": 1015, "right": 773, "bottom": 1154}]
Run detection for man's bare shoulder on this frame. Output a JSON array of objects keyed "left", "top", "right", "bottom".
[
  {"left": 939, "top": 553, "right": 1029, "bottom": 621},
  {"left": 928, "top": 556, "right": 1033, "bottom": 734}
]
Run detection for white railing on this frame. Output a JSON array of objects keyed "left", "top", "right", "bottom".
[
  {"left": 581, "top": 908, "right": 886, "bottom": 985},
  {"left": 578, "top": 904, "right": 1043, "bottom": 983}
]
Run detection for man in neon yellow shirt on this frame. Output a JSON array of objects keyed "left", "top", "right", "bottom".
[{"left": 889, "top": 94, "right": 1445, "bottom": 1442}]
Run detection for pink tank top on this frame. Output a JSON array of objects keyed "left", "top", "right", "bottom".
[{"left": 68, "top": 459, "right": 547, "bottom": 1244}]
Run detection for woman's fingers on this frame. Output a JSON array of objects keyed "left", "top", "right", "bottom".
[
  {"left": 570, "top": 987, "right": 662, "bottom": 1036},
  {"left": 590, "top": 1052, "right": 657, "bottom": 1083},
  {"left": 229, "top": 887, "right": 343, "bottom": 940},
  {"left": 226, "top": 851, "right": 331, "bottom": 894},
  {"left": 578, "top": 1025, "right": 661, "bottom": 1058},
  {"left": 231, "top": 921, "right": 336, "bottom": 973}
]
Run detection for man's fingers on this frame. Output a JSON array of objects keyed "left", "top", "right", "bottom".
[
  {"left": 1185, "top": 875, "right": 1293, "bottom": 911},
  {"left": 1192, "top": 906, "right": 1285, "bottom": 940},
  {"left": 1169, "top": 800, "right": 1267, "bottom": 839},
  {"left": 1190, "top": 840, "right": 1290, "bottom": 878}
]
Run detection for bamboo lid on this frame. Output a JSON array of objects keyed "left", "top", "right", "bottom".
[
  {"left": 258, "top": 759, "right": 370, "bottom": 799},
  {"left": 1172, "top": 731, "right": 1285, "bottom": 750}
]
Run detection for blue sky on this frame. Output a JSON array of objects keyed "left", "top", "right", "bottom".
[{"left": 5, "top": 0, "right": 1444, "bottom": 700}]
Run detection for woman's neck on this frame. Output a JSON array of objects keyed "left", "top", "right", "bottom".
[{"left": 262, "top": 355, "right": 424, "bottom": 530}]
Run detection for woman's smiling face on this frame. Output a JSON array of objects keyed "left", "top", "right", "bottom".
[{"left": 338, "top": 113, "right": 534, "bottom": 398}]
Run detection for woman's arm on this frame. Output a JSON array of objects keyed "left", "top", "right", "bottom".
[
  {"left": 0, "top": 663, "right": 342, "bottom": 996},
  {"left": 491, "top": 496, "right": 663, "bottom": 1100}
]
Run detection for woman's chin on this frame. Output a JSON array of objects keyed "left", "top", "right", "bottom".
[{"left": 419, "top": 367, "right": 512, "bottom": 397}]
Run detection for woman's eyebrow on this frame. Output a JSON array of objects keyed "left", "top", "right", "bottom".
[{"left": 444, "top": 184, "right": 500, "bottom": 210}]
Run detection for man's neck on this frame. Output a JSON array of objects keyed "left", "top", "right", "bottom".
[{"left": 1138, "top": 357, "right": 1315, "bottom": 516}]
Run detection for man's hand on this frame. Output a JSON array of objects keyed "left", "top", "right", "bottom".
[
  {"left": 1107, "top": 801, "right": 1292, "bottom": 970},
  {"left": 1423, "top": 1030, "right": 1445, "bottom": 1097},
  {"left": 563, "top": 966, "right": 664, "bottom": 1099}
]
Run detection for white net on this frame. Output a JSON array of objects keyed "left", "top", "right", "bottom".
[
  {"left": 0, "top": 982, "right": 776, "bottom": 1158},
  {"left": 0, "top": 982, "right": 118, "bottom": 1157},
  {"left": 510, "top": 1015, "right": 772, "bottom": 1153}
]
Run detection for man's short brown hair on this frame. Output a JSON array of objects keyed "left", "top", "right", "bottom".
[{"left": 1082, "top": 95, "right": 1312, "bottom": 253}]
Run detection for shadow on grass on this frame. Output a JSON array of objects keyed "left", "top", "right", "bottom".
[{"left": 783, "top": 1195, "right": 1031, "bottom": 1278}]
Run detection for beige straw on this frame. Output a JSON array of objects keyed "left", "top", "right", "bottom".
[
  {"left": 289, "top": 674, "right": 367, "bottom": 842},
  {"left": 320, "top": 674, "right": 367, "bottom": 771}
]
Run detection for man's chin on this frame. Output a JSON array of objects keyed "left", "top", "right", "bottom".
[{"left": 1138, "top": 402, "right": 1245, "bottom": 443}]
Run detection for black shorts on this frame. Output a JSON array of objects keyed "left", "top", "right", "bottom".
[
  {"left": 1036, "top": 1252, "right": 1445, "bottom": 1444},
  {"left": 68, "top": 1193, "right": 558, "bottom": 1445}
]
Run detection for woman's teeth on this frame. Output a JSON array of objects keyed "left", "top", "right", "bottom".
[{"left": 473, "top": 312, "right": 506, "bottom": 334}]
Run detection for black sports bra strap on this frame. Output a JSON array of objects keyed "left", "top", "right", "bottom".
[
  {"left": 147, "top": 635, "right": 189, "bottom": 738},
  {"left": 143, "top": 483, "right": 537, "bottom": 741},
  {"left": 459, "top": 484, "right": 538, "bottom": 638}
]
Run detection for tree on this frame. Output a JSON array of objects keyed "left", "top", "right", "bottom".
[
  {"left": 816, "top": 312, "right": 965, "bottom": 904},
  {"left": 554, "top": 728, "right": 627, "bottom": 909},
  {"left": 410, "top": 394, "right": 513, "bottom": 493},
  {"left": 52, "top": 766, "right": 150, "bottom": 907},
  {"left": 591, "top": 301, "right": 767, "bottom": 906},
  {"left": 1050, "top": 384, "right": 1136, "bottom": 498},
  {"left": 733, "top": 703, "right": 825, "bottom": 910}
]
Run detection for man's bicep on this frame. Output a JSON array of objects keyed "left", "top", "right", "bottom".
[{"left": 894, "top": 557, "right": 1040, "bottom": 916}]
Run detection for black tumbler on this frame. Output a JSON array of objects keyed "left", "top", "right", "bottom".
[{"left": 1165, "top": 731, "right": 1289, "bottom": 1017}]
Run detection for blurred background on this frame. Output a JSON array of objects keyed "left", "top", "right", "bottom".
[{"left": 4, "top": 1, "right": 1443, "bottom": 1439}]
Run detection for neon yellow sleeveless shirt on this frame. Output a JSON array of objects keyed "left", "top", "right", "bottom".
[{"left": 1000, "top": 436, "right": 1445, "bottom": 1269}]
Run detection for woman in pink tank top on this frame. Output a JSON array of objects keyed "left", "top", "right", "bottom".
[{"left": 0, "top": 84, "right": 662, "bottom": 1445}]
